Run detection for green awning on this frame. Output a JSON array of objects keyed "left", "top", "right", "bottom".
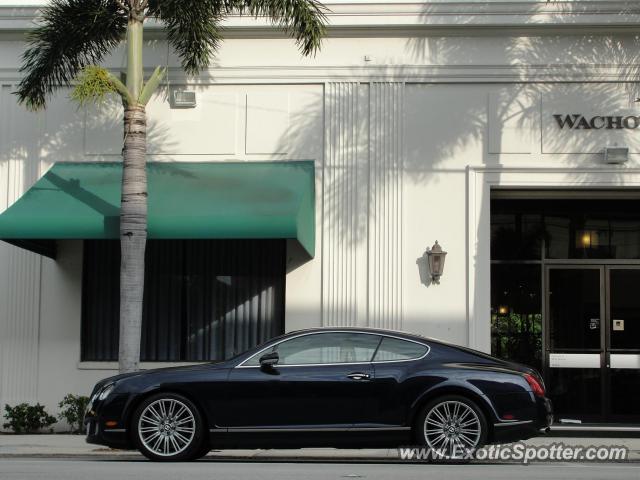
[{"left": 0, "top": 161, "right": 315, "bottom": 258}]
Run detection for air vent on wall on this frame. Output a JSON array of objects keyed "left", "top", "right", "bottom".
[
  {"left": 171, "top": 89, "right": 196, "bottom": 108},
  {"left": 604, "top": 146, "right": 629, "bottom": 165}
]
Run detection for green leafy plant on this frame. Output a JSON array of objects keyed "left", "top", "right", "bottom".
[
  {"left": 3, "top": 403, "right": 57, "bottom": 434},
  {"left": 58, "top": 394, "right": 90, "bottom": 434}
]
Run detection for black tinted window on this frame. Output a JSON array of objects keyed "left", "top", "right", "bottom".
[
  {"left": 82, "top": 239, "right": 285, "bottom": 362},
  {"left": 491, "top": 198, "right": 640, "bottom": 260},
  {"left": 373, "top": 337, "right": 428, "bottom": 361}
]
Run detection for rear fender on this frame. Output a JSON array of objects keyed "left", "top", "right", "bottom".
[{"left": 409, "top": 382, "right": 500, "bottom": 427}]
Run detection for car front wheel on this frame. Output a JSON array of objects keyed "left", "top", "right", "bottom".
[
  {"left": 416, "top": 395, "right": 487, "bottom": 462},
  {"left": 132, "top": 392, "right": 205, "bottom": 461}
]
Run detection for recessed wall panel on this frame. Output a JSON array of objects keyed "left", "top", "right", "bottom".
[
  {"left": 245, "top": 93, "right": 289, "bottom": 155},
  {"left": 542, "top": 85, "right": 640, "bottom": 154},
  {"left": 487, "top": 89, "right": 534, "bottom": 154}
]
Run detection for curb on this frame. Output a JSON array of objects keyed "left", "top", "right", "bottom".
[{"left": 2, "top": 454, "right": 640, "bottom": 465}]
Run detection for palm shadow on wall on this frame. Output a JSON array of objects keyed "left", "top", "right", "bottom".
[
  {"left": 5, "top": 17, "right": 640, "bottom": 327},
  {"left": 276, "top": 6, "right": 640, "bottom": 329},
  {"left": 0, "top": 89, "right": 178, "bottom": 215}
]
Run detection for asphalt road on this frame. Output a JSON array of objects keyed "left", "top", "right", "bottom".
[{"left": 0, "top": 458, "right": 638, "bottom": 480}]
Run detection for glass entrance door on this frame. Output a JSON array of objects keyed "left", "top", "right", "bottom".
[
  {"left": 546, "top": 266, "right": 640, "bottom": 423},
  {"left": 606, "top": 268, "right": 640, "bottom": 422},
  {"left": 546, "top": 266, "right": 604, "bottom": 422}
]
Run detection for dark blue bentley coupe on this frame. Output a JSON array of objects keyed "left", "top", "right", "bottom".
[{"left": 85, "top": 327, "right": 552, "bottom": 461}]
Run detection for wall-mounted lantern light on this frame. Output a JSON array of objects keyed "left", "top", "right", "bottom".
[{"left": 426, "top": 240, "right": 447, "bottom": 283}]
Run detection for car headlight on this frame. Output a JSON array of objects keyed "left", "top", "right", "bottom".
[
  {"left": 98, "top": 383, "right": 115, "bottom": 401},
  {"left": 86, "top": 393, "right": 97, "bottom": 412}
]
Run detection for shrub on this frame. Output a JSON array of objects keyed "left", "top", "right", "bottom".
[
  {"left": 58, "top": 394, "right": 90, "bottom": 434},
  {"left": 3, "top": 403, "right": 57, "bottom": 434}
]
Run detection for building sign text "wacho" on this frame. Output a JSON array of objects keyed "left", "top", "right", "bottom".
[{"left": 553, "top": 114, "right": 640, "bottom": 130}]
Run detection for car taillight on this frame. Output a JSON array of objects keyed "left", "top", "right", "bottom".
[{"left": 524, "top": 373, "right": 545, "bottom": 397}]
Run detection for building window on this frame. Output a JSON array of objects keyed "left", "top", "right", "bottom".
[
  {"left": 490, "top": 196, "right": 640, "bottom": 372},
  {"left": 490, "top": 263, "right": 542, "bottom": 372},
  {"left": 81, "top": 239, "right": 285, "bottom": 362}
]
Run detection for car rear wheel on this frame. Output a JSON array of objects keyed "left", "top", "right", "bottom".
[
  {"left": 416, "top": 395, "right": 487, "bottom": 462},
  {"left": 132, "top": 393, "right": 205, "bottom": 461}
]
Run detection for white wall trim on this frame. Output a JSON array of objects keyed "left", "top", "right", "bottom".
[
  {"left": 0, "top": 65, "right": 637, "bottom": 85},
  {"left": 1, "top": 2, "right": 640, "bottom": 33},
  {"left": 466, "top": 166, "right": 640, "bottom": 353}
]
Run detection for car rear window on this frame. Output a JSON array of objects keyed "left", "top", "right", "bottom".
[{"left": 373, "top": 337, "right": 428, "bottom": 361}]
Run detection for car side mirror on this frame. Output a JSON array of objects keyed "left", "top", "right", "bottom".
[{"left": 259, "top": 351, "right": 279, "bottom": 368}]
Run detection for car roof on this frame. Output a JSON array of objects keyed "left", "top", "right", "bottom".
[
  {"left": 229, "top": 326, "right": 439, "bottom": 366},
  {"left": 284, "top": 326, "right": 439, "bottom": 345}
]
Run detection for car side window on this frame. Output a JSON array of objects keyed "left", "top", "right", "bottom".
[
  {"left": 373, "top": 337, "right": 428, "bottom": 362},
  {"left": 244, "top": 333, "right": 381, "bottom": 366}
]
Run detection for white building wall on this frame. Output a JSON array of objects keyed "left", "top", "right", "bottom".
[
  {"left": 1, "top": 0, "right": 640, "bottom": 426},
  {"left": 0, "top": 83, "right": 43, "bottom": 408}
]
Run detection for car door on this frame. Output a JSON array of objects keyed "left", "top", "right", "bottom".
[
  {"left": 366, "top": 336, "right": 433, "bottom": 427},
  {"left": 221, "top": 332, "right": 380, "bottom": 430}
]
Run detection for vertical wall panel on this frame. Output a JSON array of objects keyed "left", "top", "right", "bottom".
[
  {"left": 322, "top": 83, "right": 368, "bottom": 326},
  {"left": 322, "top": 82, "right": 404, "bottom": 330},
  {"left": 0, "top": 84, "right": 42, "bottom": 409},
  {"left": 368, "top": 83, "right": 404, "bottom": 330}
]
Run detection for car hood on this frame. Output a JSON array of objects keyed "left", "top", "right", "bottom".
[{"left": 91, "top": 360, "right": 230, "bottom": 394}]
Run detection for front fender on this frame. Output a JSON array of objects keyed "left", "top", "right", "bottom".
[{"left": 118, "top": 367, "right": 231, "bottom": 430}]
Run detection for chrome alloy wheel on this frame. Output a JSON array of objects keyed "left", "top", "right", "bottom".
[
  {"left": 138, "top": 398, "right": 196, "bottom": 457},
  {"left": 423, "top": 400, "right": 481, "bottom": 457}
]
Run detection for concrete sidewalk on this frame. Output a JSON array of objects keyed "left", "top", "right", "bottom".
[{"left": 1, "top": 434, "right": 640, "bottom": 461}]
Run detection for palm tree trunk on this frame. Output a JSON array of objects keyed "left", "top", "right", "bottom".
[
  {"left": 119, "top": 104, "right": 147, "bottom": 373},
  {"left": 119, "top": 14, "right": 146, "bottom": 374}
]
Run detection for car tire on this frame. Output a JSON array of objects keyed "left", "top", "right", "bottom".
[
  {"left": 193, "top": 442, "right": 211, "bottom": 460},
  {"left": 132, "top": 392, "right": 206, "bottom": 462},
  {"left": 415, "top": 394, "right": 488, "bottom": 463}
]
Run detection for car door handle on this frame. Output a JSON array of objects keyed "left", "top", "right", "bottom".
[{"left": 347, "top": 372, "right": 370, "bottom": 381}]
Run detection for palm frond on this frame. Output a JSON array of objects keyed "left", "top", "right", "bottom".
[
  {"left": 234, "top": 0, "right": 327, "bottom": 57},
  {"left": 16, "top": 0, "right": 127, "bottom": 110},
  {"left": 148, "top": 0, "right": 327, "bottom": 75},
  {"left": 147, "top": 0, "right": 224, "bottom": 75}
]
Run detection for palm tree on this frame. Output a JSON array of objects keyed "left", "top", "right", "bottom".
[{"left": 16, "top": 0, "right": 326, "bottom": 373}]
